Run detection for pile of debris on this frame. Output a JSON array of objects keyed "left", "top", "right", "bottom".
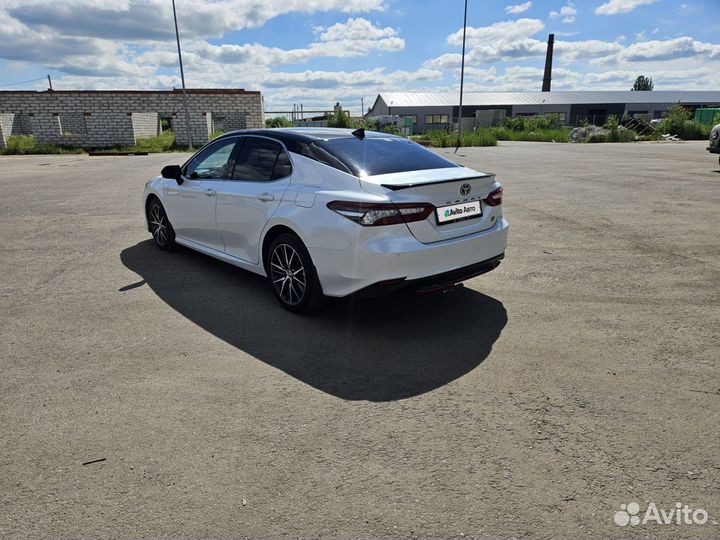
[{"left": 570, "top": 125, "right": 609, "bottom": 142}]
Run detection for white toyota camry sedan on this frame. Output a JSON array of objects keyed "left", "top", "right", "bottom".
[{"left": 143, "top": 128, "right": 508, "bottom": 313}]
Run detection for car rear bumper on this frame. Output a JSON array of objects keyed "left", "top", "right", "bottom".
[
  {"left": 309, "top": 217, "right": 509, "bottom": 297},
  {"left": 353, "top": 253, "right": 505, "bottom": 298}
]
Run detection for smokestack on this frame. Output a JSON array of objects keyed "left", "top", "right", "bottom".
[{"left": 542, "top": 33, "right": 554, "bottom": 92}]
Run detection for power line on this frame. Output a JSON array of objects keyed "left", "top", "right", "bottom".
[{"left": 0, "top": 76, "right": 48, "bottom": 89}]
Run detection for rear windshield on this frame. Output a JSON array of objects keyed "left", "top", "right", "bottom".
[{"left": 314, "top": 137, "right": 459, "bottom": 177}]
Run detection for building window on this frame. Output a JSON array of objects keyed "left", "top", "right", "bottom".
[
  {"left": 401, "top": 115, "right": 418, "bottom": 124},
  {"left": 425, "top": 114, "right": 449, "bottom": 124},
  {"left": 547, "top": 112, "right": 567, "bottom": 121},
  {"left": 59, "top": 113, "right": 87, "bottom": 136}
]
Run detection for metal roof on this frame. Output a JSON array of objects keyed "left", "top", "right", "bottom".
[{"left": 376, "top": 91, "right": 720, "bottom": 108}]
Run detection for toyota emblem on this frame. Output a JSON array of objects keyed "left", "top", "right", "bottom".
[{"left": 459, "top": 183, "right": 471, "bottom": 196}]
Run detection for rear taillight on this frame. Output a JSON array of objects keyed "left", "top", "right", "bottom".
[
  {"left": 484, "top": 186, "right": 503, "bottom": 207},
  {"left": 327, "top": 201, "right": 434, "bottom": 226}
]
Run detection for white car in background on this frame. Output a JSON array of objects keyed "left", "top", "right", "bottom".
[{"left": 143, "top": 128, "right": 508, "bottom": 313}]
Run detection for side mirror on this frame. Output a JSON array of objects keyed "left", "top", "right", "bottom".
[{"left": 161, "top": 165, "right": 183, "bottom": 185}]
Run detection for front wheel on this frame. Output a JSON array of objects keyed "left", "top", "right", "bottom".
[
  {"left": 147, "top": 198, "right": 176, "bottom": 251},
  {"left": 268, "top": 234, "right": 325, "bottom": 313}
]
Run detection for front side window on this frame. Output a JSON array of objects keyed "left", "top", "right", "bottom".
[
  {"left": 232, "top": 138, "right": 292, "bottom": 181},
  {"left": 185, "top": 138, "right": 237, "bottom": 179}
]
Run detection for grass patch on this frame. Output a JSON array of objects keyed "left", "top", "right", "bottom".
[
  {"left": 0, "top": 135, "right": 82, "bottom": 155},
  {"left": 88, "top": 131, "right": 178, "bottom": 155},
  {"left": 417, "top": 125, "right": 569, "bottom": 147},
  {"left": 419, "top": 130, "right": 498, "bottom": 148},
  {"left": 133, "top": 130, "right": 176, "bottom": 152}
]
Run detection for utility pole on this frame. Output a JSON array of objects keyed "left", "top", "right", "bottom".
[
  {"left": 172, "top": 0, "right": 192, "bottom": 150},
  {"left": 455, "top": 0, "right": 468, "bottom": 153}
]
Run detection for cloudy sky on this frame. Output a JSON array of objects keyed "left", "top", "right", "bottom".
[{"left": 1, "top": 0, "right": 719, "bottom": 113}]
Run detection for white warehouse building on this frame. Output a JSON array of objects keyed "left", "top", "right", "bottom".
[{"left": 366, "top": 91, "right": 720, "bottom": 134}]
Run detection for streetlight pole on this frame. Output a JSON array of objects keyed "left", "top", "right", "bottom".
[
  {"left": 172, "top": 0, "right": 192, "bottom": 150},
  {"left": 455, "top": 0, "right": 468, "bottom": 153}
]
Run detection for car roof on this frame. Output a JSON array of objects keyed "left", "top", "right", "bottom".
[{"left": 215, "top": 127, "right": 401, "bottom": 146}]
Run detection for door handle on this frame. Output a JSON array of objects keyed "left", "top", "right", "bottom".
[
  {"left": 205, "top": 189, "right": 216, "bottom": 197},
  {"left": 257, "top": 193, "right": 274, "bottom": 202}
]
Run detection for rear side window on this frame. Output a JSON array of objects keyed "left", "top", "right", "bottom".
[
  {"left": 232, "top": 137, "right": 292, "bottom": 181},
  {"left": 272, "top": 150, "right": 292, "bottom": 179},
  {"left": 315, "top": 137, "right": 458, "bottom": 177}
]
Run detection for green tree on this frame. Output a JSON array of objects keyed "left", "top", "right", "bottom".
[
  {"left": 265, "top": 116, "right": 293, "bottom": 128},
  {"left": 632, "top": 75, "right": 654, "bottom": 91},
  {"left": 325, "top": 109, "right": 352, "bottom": 128}
]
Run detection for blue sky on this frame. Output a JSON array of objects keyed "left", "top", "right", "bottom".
[{"left": 1, "top": 0, "right": 718, "bottom": 113}]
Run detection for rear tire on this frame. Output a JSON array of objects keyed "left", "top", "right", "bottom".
[
  {"left": 147, "top": 198, "right": 176, "bottom": 251},
  {"left": 268, "top": 233, "right": 325, "bottom": 313}
]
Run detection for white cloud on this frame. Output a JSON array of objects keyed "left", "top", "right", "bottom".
[
  {"left": 457, "top": 66, "right": 497, "bottom": 81},
  {"left": 505, "top": 2, "right": 532, "bottom": 15},
  {"left": 2, "top": 0, "right": 387, "bottom": 41},
  {"left": 549, "top": 2, "right": 576, "bottom": 24},
  {"left": 595, "top": 0, "right": 659, "bottom": 16},
  {"left": 447, "top": 18, "right": 545, "bottom": 47},
  {"left": 555, "top": 39, "right": 623, "bottom": 62},
  {"left": 620, "top": 37, "right": 720, "bottom": 62},
  {"left": 424, "top": 53, "right": 463, "bottom": 70},
  {"left": 174, "top": 18, "right": 405, "bottom": 67},
  {"left": 316, "top": 17, "right": 397, "bottom": 42}
]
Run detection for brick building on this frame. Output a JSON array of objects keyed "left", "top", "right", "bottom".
[{"left": 0, "top": 88, "right": 264, "bottom": 149}]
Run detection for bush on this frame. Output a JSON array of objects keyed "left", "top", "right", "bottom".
[
  {"left": 502, "top": 116, "right": 527, "bottom": 131},
  {"left": 358, "top": 117, "right": 380, "bottom": 131},
  {"left": 587, "top": 133, "right": 608, "bottom": 143},
  {"left": 265, "top": 116, "right": 293, "bottom": 128},
  {"left": 658, "top": 105, "right": 711, "bottom": 140},
  {"left": 502, "top": 114, "right": 565, "bottom": 132},
  {"left": 4, "top": 135, "right": 36, "bottom": 154},
  {"left": 209, "top": 130, "right": 225, "bottom": 141},
  {"left": 489, "top": 126, "right": 570, "bottom": 142}
]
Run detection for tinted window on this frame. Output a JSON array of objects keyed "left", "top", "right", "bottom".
[
  {"left": 233, "top": 138, "right": 290, "bottom": 181},
  {"left": 315, "top": 137, "right": 459, "bottom": 177},
  {"left": 272, "top": 150, "right": 292, "bottom": 179},
  {"left": 185, "top": 138, "right": 237, "bottom": 179}
]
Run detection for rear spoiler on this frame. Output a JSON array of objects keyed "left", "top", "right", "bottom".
[{"left": 380, "top": 174, "right": 494, "bottom": 191}]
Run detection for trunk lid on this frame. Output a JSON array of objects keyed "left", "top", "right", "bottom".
[{"left": 361, "top": 167, "right": 500, "bottom": 244}]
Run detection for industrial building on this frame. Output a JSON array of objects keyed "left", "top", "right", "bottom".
[
  {"left": 367, "top": 91, "right": 720, "bottom": 134},
  {"left": 0, "top": 88, "right": 264, "bottom": 149}
]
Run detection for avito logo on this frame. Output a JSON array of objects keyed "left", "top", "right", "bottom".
[{"left": 614, "top": 502, "right": 710, "bottom": 527}]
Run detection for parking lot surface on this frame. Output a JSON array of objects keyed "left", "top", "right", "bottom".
[{"left": 1, "top": 141, "right": 719, "bottom": 538}]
